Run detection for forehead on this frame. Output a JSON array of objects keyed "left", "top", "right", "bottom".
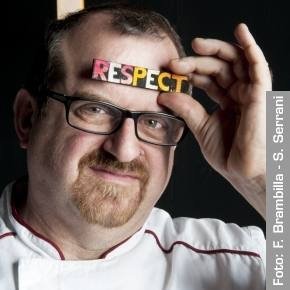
[{"left": 60, "top": 13, "right": 179, "bottom": 109}]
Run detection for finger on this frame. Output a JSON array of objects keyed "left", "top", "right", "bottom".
[
  {"left": 233, "top": 60, "right": 249, "bottom": 82},
  {"left": 191, "top": 37, "right": 250, "bottom": 81},
  {"left": 234, "top": 23, "right": 271, "bottom": 87},
  {"left": 157, "top": 92, "right": 209, "bottom": 138},
  {"left": 190, "top": 74, "right": 230, "bottom": 109},
  {"left": 169, "top": 57, "right": 235, "bottom": 89},
  {"left": 191, "top": 37, "right": 242, "bottom": 63}
]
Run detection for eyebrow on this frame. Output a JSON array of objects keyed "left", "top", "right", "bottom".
[
  {"left": 72, "top": 91, "right": 110, "bottom": 103},
  {"left": 72, "top": 90, "right": 175, "bottom": 115}
]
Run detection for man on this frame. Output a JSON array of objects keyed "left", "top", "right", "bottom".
[{"left": 0, "top": 3, "right": 270, "bottom": 289}]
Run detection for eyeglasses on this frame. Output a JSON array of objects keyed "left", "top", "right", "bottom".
[{"left": 45, "top": 89, "right": 187, "bottom": 146}]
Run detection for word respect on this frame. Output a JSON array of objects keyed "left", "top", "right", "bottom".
[{"left": 92, "top": 59, "right": 190, "bottom": 93}]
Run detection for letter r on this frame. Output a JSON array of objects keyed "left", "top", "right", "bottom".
[{"left": 92, "top": 59, "right": 109, "bottom": 81}]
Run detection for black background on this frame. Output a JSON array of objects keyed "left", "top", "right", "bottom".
[{"left": 1, "top": 0, "right": 289, "bottom": 233}]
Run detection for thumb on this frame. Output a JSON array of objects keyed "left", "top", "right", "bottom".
[{"left": 157, "top": 92, "right": 209, "bottom": 139}]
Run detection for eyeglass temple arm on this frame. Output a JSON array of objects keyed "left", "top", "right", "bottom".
[{"left": 45, "top": 90, "right": 67, "bottom": 103}]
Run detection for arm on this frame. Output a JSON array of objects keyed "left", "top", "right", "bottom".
[{"left": 158, "top": 24, "right": 272, "bottom": 220}]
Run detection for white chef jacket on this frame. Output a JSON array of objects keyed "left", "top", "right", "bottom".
[{"left": 0, "top": 182, "right": 266, "bottom": 290}]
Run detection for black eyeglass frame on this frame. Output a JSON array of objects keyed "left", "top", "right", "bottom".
[{"left": 45, "top": 89, "right": 188, "bottom": 146}]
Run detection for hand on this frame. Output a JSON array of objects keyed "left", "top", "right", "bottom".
[{"left": 158, "top": 23, "right": 271, "bottom": 219}]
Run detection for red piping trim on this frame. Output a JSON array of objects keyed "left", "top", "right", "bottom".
[
  {"left": 99, "top": 227, "right": 143, "bottom": 259},
  {"left": 145, "top": 229, "right": 261, "bottom": 258},
  {"left": 0, "top": 232, "right": 16, "bottom": 240},
  {"left": 99, "top": 235, "right": 132, "bottom": 259},
  {"left": 11, "top": 203, "right": 65, "bottom": 260}
]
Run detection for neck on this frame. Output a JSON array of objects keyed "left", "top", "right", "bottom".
[{"left": 12, "top": 180, "right": 142, "bottom": 260}]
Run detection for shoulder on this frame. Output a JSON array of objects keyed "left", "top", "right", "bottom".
[
  {"left": 0, "top": 183, "right": 16, "bottom": 242},
  {"left": 145, "top": 207, "right": 265, "bottom": 263},
  {"left": 142, "top": 208, "right": 265, "bottom": 289}
]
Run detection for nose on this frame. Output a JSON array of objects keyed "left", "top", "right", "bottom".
[{"left": 102, "top": 118, "right": 143, "bottom": 162}]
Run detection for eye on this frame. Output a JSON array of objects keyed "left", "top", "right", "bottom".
[
  {"left": 141, "top": 115, "right": 169, "bottom": 130},
  {"left": 145, "top": 119, "right": 163, "bottom": 129},
  {"left": 71, "top": 101, "right": 116, "bottom": 122},
  {"left": 79, "top": 103, "right": 108, "bottom": 115}
]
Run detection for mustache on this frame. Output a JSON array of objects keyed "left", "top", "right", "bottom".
[{"left": 78, "top": 150, "right": 149, "bottom": 180}]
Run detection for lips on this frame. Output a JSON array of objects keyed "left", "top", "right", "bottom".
[{"left": 89, "top": 166, "right": 140, "bottom": 183}]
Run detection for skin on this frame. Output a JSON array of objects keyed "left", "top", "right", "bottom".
[
  {"left": 13, "top": 13, "right": 270, "bottom": 259},
  {"left": 13, "top": 14, "right": 178, "bottom": 259},
  {"left": 158, "top": 23, "right": 271, "bottom": 219}
]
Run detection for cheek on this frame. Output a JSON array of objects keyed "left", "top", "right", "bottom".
[
  {"left": 29, "top": 121, "right": 106, "bottom": 185},
  {"left": 50, "top": 132, "right": 106, "bottom": 181},
  {"left": 147, "top": 147, "right": 174, "bottom": 194}
]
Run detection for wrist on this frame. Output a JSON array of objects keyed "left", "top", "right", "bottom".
[{"left": 226, "top": 173, "right": 266, "bottom": 220}]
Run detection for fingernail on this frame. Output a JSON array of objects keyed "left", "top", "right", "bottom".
[
  {"left": 193, "top": 37, "right": 206, "bottom": 44},
  {"left": 172, "top": 58, "right": 186, "bottom": 66},
  {"left": 239, "top": 23, "right": 249, "bottom": 31}
]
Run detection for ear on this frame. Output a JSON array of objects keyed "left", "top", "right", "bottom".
[{"left": 13, "top": 88, "right": 38, "bottom": 149}]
